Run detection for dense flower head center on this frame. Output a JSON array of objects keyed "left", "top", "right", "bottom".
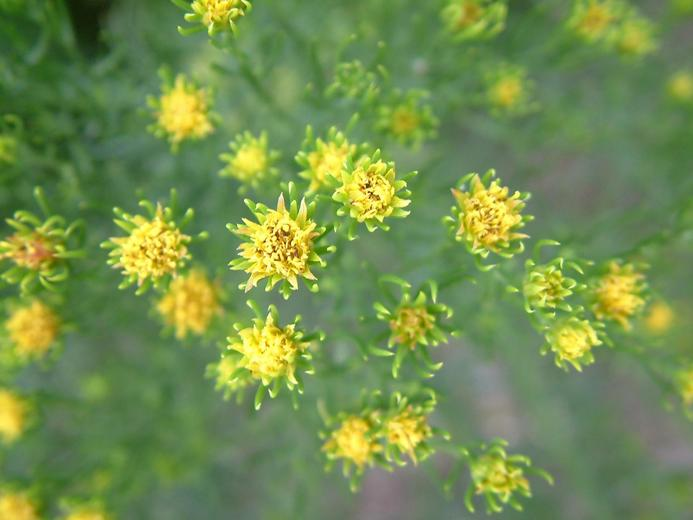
[
  {"left": 593, "top": 262, "right": 645, "bottom": 328},
  {"left": 157, "top": 270, "right": 220, "bottom": 338},
  {"left": 390, "top": 306, "right": 435, "bottom": 348},
  {"left": 0, "top": 389, "right": 27, "bottom": 443},
  {"left": 553, "top": 321, "right": 600, "bottom": 362},
  {"left": 644, "top": 301, "right": 674, "bottom": 333},
  {"left": 1, "top": 232, "right": 55, "bottom": 270},
  {"left": 0, "top": 493, "right": 38, "bottom": 520},
  {"left": 386, "top": 408, "right": 432, "bottom": 460},
  {"left": 324, "top": 416, "right": 381, "bottom": 467},
  {"left": 390, "top": 106, "right": 421, "bottom": 137},
  {"left": 307, "top": 140, "right": 352, "bottom": 188},
  {"left": 6, "top": 300, "right": 59, "bottom": 356},
  {"left": 238, "top": 197, "right": 318, "bottom": 290},
  {"left": 113, "top": 209, "right": 189, "bottom": 284},
  {"left": 157, "top": 77, "right": 212, "bottom": 143},
  {"left": 231, "top": 144, "right": 267, "bottom": 180},
  {"left": 472, "top": 455, "right": 529, "bottom": 499},
  {"left": 232, "top": 314, "right": 303, "bottom": 382},
  {"left": 490, "top": 76, "right": 523, "bottom": 108},
  {"left": 198, "top": 0, "right": 240, "bottom": 25},
  {"left": 454, "top": 175, "right": 524, "bottom": 250},
  {"left": 342, "top": 160, "right": 396, "bottom": 221}
]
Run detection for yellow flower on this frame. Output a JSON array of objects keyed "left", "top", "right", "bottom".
[
  {"left": 592, "top": 261, "right": 646, "bottom": 329},
  {"left": 643, "top": 301, "right": 674, "bottom": 334},
  {"left": 230, "top": 191, "right": 325, "bottom": 295},
  {"left": 228, "top": 311, "right": 308, "bottom": 386},
  {"left": 105, "top": 204, "right": 191, "bottom": 290},
  {"left": 219, "top": 131, "right": 279, "bottom": 189},
  {"left": 543, "top": 317, "right": 602, "bottom": 372},
  {"left": 569, "top": 0, "right": 621, "bottom": 42},
  {"left": 332, "top": 151, "right": 412, "bottom": 232},
  {"left": 486, "top": 65, "right": 534, "bottom": 115},
  {"left": 389, "top": 306, "right": 435, "bottom": 349},
  {"left": 6, "top": 300, "right": 60, "bottom": 359},
  {"left": 616, "top": 16, "right": 657, "bottom": 56},
  {"left": 471, "top": 453, "right": 530, "bottom": 504},
  {"left": 385, "top": 407, "right": 432, "bottom": 463},
  {"left": 0, "top": 492, "right": 38, "bottom": 520},
  {"left": 449, "top": 170, "right": 530, "bottom": 258},
  {"left": 0, "top": 389, "right": 28, "bottom": 443},
  {"left": 65, "top": 508, "right": 110, "bottom": 520},
  {"left": 677, "top": 367, "right": 693, "bottom": 407},
  {"left": 0, "top": 232, "right": 56, "bottom": 271},
  {"left": 208, "top": 355, "right": 252, "bottom": 399},
  {"left": 441, "top": 0, "right": 507, "bottom": 41},
  {"left": 149, "top": 74, "right": 214, "bottom": 149},
  {"left": 296, "top": 127, "right": 363, "bottom": 193},
  {"left": 375, "top": 90, "right": 438, "bottom": 147},
  {"left": 157, "top": 270, "right": 221, "bottom": 339},
  {"left": 182, "top": 0, "right": 252, "bottom": 35},
  {"left": 522, "top": 258, "right": 582, "bottom": 313},
  {"left": 667, "top": 71, "right": 693, "bottom": 103},
  {"left": 323, "top": 416, "right": 382, "bottom": 469}
]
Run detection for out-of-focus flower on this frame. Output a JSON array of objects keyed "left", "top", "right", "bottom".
[
  {"left": 0, "top": 388, "right": 29, "bottom": 444},
  {"left": 0, "top": 134, "right": 17, "bottom": 165},
  {"left": 667, "top": 70, "right": 693, "bottom": 103},
  {"left": 148, "top": 73, "right": 215, "bottom": 150},
  {"left": 206, "top": 354, "right": 253, "bottom": 401},
  {"left": 591, "top": 261, "right": 646, "bottom": 329},
  {"left": 441, "top": 0, "right": 507, "bottom": 41},
  {"left": 375, "top": 90, "right": 438, "bottom": 147},
  {"left": 5, "top": 299, "right": 60, "bottom": 360},
  {"left": 0, "top": 491, "right": 38, "bottom": 520},
  {"left": 219, "top": 131, "right": 280, "bottom": 192},
  {"left": 156, "top": 269, "right": 221, "bottom": 339},
  {"left": 295, "top": 126, "right": 361, "bottom": 193},
  {"left": 542, "top": 316, "right": 604, "bottom": 372},
  {"left": 332, "top": 150, "right": 413, "bottom": 235},
  {"left": 326, "top": 60, "right": 381, "bottom": 103},
  {"left": 615, "top": 14, "right": 657, "bottom": 57},
  {"left": 229, "top": 184, "right": 332, "bottom": 299},
  {"left": 643, "top": 300, "right": 675, "bottom": 334},
  {"left": 485, "top": 65, "right": 535, "bottom": 116},
  {"left": 568, "top": 0, "right": 624, "bottom": 43},
  {"left": 63, "top": 505, "right": 111, "bottom": 520},
  {"left": 446, "top": 169, "right": 531, "bottom": 260}
]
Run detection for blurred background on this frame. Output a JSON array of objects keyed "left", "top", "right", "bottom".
[{"left": 0, "top": 0, "right": 692, "bottom": 518}]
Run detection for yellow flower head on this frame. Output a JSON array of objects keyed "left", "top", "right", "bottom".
[
  {"left": 375, "top": 90, "right": 438, "bottom": 147},
  {"left": 616, "top": 15, "right": 657, "bottom": 57},
  {"left": 667, "top": 70, "right": 693, "bottom": 103},
  {"left": 449, "top": 170, "right": 530, "bottom": 258},
  {"left": 207, "top": 354, "right": 253, "bottom": 400},
  {"left": 523, "top": 258, "right": 581, "bottom": 313},
  {"left": 441, "top": 0, "right": 507, "bottom": 41},
  {"left": 182, "top": 0, "right": 252, "bottom": 35},
  {"left": 64, "top": 507, "right": 110, "bottom": 520},
  {"left": 219, "top": 131, "right": 279, "bottom": 190},
  {"left": 677, "top": 367, "right": 693, "bottom": 408},
  {"left": 644, "top": 301, "right": 674, "bottom": 334},
  {"left": 0, "top": 492, "right": 38, "bottom": 520},
  {"left": 149, "top": 74, "right": 214, "bottom": 149},
  {"left": 0, "top": 389, "right": 28, "bottom": 443},
  {"left": 486, "top": 66, "right": 534, "bottom": 115},
  {"left": 6, "top": 300, "right": 60, "bottom": 359},
  {"left": 230, "top": 187, "right": 329, "bottom": 298},
  {"left": 471, "top": 452, "right": 530, "bottom": 504},
  {"left": 157, "top": 270, "right": 221, "bottom": 339},
  {"left": 385, "top": 407, "right": 432, "bottom": 463},
  {"left": 323, "top": 415, "right": 382, "bottom": 469},
  {"left": 333, "top": 150, "right": 412, "bottom": 233},
  {"left": 228, "top": 306, "right": 312, "bottom": 392},
  {"left": 105, "top": 202, "right": 191, "bottom": 292},
  {"left": 543, "top": 317, "right": 603, "bottom": 372},
  {"left": 390, "top": 306, "right": 435, "bottom": 349},
  {"left": 568, "top": 0, "right": 622, "bottom": 42},
  {"left": 296, "top": 127, "right": 360, "bottom": 193},
  {"left": 592, "top": 261, "right": 646, "bottom": 329}
]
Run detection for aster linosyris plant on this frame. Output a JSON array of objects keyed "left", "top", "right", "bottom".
[
  {"left": 101, "top": 190, "right": 203, "bottom": 295},
  {"left": 156, "top": 268, "right": 222, "bottom": 340},
  {"left": 226, "top": 301, "right": 321, "bottom": 410},
  {"left": 0, "top": 489, "right": 39, "bottom": 520},
  {"left": 372, "top": 276, "right": 455, "bottom": 378},
  {"left": 147, "top": 71, "right": 216, "bottom": 151},
  {"left": 484, "top": 64, "right": 536, "bottom": 116},
  {"left": 541, "top": 315, "right": 605, "bottom": 372},
  {"left": 219, "top": 131, "right": 280, "bottom": 192},
  {"left": 0, "top": 388, "right": 30, "bottom": 444},
  {"left": 228, "top": 182, "right": 334, "bottom": 299},
  {"left": 173, "top": 0, "right": 252, "bottom": 36},
  {"left": 642, "top": 300, "right": 675, "bottom": 335},
  {"left": 2, "top": 298, "right": 61, "bottom": 364},
  {"left": 441, "top": 0, "right": 508, "bottom": 42},
  {"left": 0, "top": 187, "right": 84, "bottom": 294},
  {"left": 374, "top": 89, "right": 438, "bottom": 148},
  {"left": 567, "top": 0, "right": 625, "bottom": 45},
  {"left": 667, "top": 70, "right": 693, "bottom": 104},
  {"left": 295, "top": 126, "right": 363, "bottom": 194},
  {"left": 445, "top": 169, "right": 532, "bottom": 265},
  {"left": 614, "top": 12, "right": 657, "bottom": 57},
  {"left": 460, "top": 439, "right": 553, "bottom": 514},
  {"left": 332, "top": 150, "right": 414, "bottom": 237},
  {"left": 590, "top": 260, "right": 647, "bottom": 330}
]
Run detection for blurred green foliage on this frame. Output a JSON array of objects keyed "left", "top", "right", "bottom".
[{"left": 0, "top": 0, "right": 692, "bottom": 518}]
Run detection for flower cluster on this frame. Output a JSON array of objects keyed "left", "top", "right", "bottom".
[
  {"left": 463, "top": 439, "right": 553, "bottom": 514},
  {"left": 373, "top": 277, "right": 454, "bottom": 378},
  {"left": 225, "top": 302, "right": 320, "bottom": 409},
  {"left": 441, "top": 0, "right": 508, "bottom": 42},
  {"left": 228, "top": 183, "right": 333, "bottom": 299},
  {"left": 219, "top": 131, "right": 280, "bottom": 192},
  {"left": 175, "top": 0, "right": 252, "bottom": 35},
  {"left": 332, "top": 150, "right": 413, "bottom": 236},
  {"left": 147, "top": 73, "right": 215, "bottom": 150},
  {"left": 322, "top": 391, "right": 442, "bottom": 490},
  {"left": 446, "top": 169, "right": 531, "bottom": 261},
  {"left": 102, "top": 193, "right": 194, "bottom": 294}
]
